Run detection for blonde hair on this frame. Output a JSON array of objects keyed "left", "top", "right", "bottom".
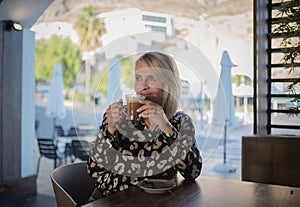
[{"left": 136, "top": 52, "right": 181, "bottom": 119}]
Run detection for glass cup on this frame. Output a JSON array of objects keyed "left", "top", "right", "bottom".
[{"left": 125, "top": 94, "right": 145, "bottom": 121}]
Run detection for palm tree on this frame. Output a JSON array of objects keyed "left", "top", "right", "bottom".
[{"left": 75, "top": 6, "right": 106, "bottom": 103}]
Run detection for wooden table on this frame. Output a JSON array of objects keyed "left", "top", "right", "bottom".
[{"left": 82, "top": 176, "right": 300, "bottom": 207}]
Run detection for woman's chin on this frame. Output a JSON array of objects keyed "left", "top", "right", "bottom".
[
  {"left": 147, "top": 96, "right": 162, "bottom": 105},
  {"left": 145, "top": 95, "right": 155, "bottom": 101}
]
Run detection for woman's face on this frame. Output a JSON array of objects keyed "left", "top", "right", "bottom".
[{"left": 134, "top": 61, "right": 165, "bottom": 106}]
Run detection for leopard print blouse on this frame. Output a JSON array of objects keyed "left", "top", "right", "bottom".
[{"left": 88, "top": 111, "right": 202, "bottom": 196}]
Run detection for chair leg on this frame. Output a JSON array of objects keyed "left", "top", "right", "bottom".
[
  {"left": 64, "top": 143, "right": 72, "bottom": 164},
  {"left": 36, "top": 156, "right": 42, "bottom": 176},
  {"left": 64, "top": 151, "right": 68, "bottom": 164},
  {"left": 59, "top": 158, "right": 63, "bottom": 166},
  {"left": 54, "top": 158, "right": 57, "bottom": 169}
]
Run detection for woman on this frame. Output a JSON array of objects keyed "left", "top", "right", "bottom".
[{"left": 88, "top": 52, "right": 202, "bottom": 197}]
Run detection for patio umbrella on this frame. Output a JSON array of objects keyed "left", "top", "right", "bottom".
[
  {"left": 106, "top": 57, "right": 122, "bottom": 106},
  {"left": 213, "top": 50, "right": 237, "bottom": 173},
  {"left": 46, "top": 62, "right": 66, "bottom": 138},
  {"left": 212, "top": 50, "right": 237, "bottom": 127}
]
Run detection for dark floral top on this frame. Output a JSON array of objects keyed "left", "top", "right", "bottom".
[{"left": 88, "top": 111, "right": 202, "bottom": 196}]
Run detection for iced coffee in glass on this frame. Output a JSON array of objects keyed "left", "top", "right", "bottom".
[{"left": 125, "top": 94, "right": 145, "bottom": 122}]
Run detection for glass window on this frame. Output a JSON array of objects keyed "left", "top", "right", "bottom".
[
  {"left": 142, "top": 15, "right": 167, "bottom": 23},
  {"left": 145, "top": 25, "right": 167, "bottom": 33}
]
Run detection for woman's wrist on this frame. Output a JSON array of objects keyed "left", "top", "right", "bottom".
[
  {"left": 102, "top": 122, "right": 116, "bottom": 137},
  {"left": 162, "top": 123, "right": 174, "bottom": 137},
  {"left": 107, "top": 125, "right": 117, "bottom": 135}
]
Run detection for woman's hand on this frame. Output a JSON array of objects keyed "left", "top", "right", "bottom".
[
  {"left": 105, "top": 99, "right": 124, "bottom": 134},
  {"left": 137, "top": 99, "right": 172, "bottom": 132}
]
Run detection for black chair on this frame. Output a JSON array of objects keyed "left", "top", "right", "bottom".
[
  {"left": 77, "top": 124, "right": 96, "bottom": 136},
  {"left": 67, "top": 126, "right": 78, "bottom": 136},
  {"left": 71, "top": 140, "right": 91, "bottom": 162},
  {"left": 55, "top": 125, "right": 65, "bottom": 137},
  {"left": 37, "top": 138, "right": 65, "bottom": 175},
  {"left": 51, "top": 162, "right": 95, "bottom": 207},
  {"left": 55, "top": 125, "right": 74, "bottom": 162},
  {"left": 64, "top": 143, "right": 73, "bottom": 164},
  {"left": 35, "top": 120, "right": 40, "bottom": 135}
]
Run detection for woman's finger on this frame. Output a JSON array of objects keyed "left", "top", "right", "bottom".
[
  {"left": 139, "top": 107, "right": 160, "bottom": 118},
  {"left": 105, "top": 99, "right": 124, "bottom": 131},
  {"left": 137, "top": 102, "right": 159, "bottom": 113},
  {"left": 138, "top": 99, "right": 156, "bottom": 107}
]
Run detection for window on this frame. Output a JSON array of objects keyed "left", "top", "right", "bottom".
[
  {"left": 142, "top": 15, "right": 167, "bottom": 23},
  {"left": 145, "top": 25, "right": 167, "bottom": 33},
  {"left": 254, "top": 0, "right": 300, "bottom": 135}
]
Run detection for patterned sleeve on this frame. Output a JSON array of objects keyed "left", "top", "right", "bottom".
[
  {"left": 166, "top": 113, "right": 202, "bottom": 179},
  {"left": 87, "top": 115, "right": 139, "bottom": 197},
  {"left": 87, "top": 156, "right": 138, "bottom": 196}
]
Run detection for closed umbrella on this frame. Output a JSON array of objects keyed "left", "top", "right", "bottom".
[
  {"left": 212, "top": 50, "right": 237, "bottom": 127},
  {"left": 46, "top": 62, "right": 66, "bottom": 138},
  {"left": 213, "top": 50, "right": 237, "bottom": 173}
]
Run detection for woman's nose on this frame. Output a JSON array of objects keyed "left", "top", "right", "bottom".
[
  {"left": 140, "top": 79, "right": 150, "bottom": 90},
  {"left": 136, "top": 79, "right": 149, "bottom": 92}
]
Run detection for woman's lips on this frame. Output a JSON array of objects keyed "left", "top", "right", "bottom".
[
  {"left": 141, "top": 93, "right": 150, "bottom": 97},
  {"left": 138, "top": 91, "right": 151, "bottom": 97}
]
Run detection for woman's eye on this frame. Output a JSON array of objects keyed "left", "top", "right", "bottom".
[
  {"left": 149, "top": 76, "right": 156, "bottom": 81},
  {"left": 135, "top": 76, "right": 141, "bottom": 81}
]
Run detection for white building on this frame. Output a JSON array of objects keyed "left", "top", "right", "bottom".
[
  {"left": 98, "top": 8, "right": 175, "bottom": 46},
  {"left": 142, "top": 10, "right": 175, "bottom": 37}
]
